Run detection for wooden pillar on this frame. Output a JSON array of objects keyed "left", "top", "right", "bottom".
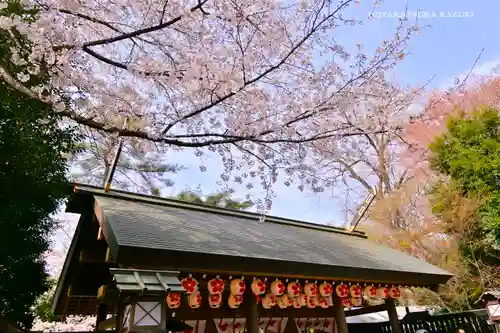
[
  {"left": 245, "top": 286, "right": 259, "bottom": 333},
  {"left": 115, "top": 296, "right": 124, "bottom": 333},
  {"left": 386, "top": 299, "right": 403, "bottom": 333},
  {"left": 95, "top": 303, "right": 108, "bottom": 331},
  {"left": 333, "top": 295, "right": 349, "bottom": 333}
]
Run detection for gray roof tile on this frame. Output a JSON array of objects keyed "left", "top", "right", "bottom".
[{"left": 95, "top": 195, "right": 450, "bottom": 277}]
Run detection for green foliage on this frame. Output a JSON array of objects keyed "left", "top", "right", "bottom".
[
  {"left": 429, "top": 107, "right": 500, "bottom": 244},
  {"left": 171, "top": 191, "right": 253, "bottom": 210},
  {"left": 0, "top": 1, "right": 79, "bottom": 328},
  {"left": 0, "top": 84, "right": 79, "bottom": 328},
  {"left": 428, "top": 107, "right": 500, "bottom": 309},
  {"left": 31, "top": 278, "right": 58, "bottom": 322},
  {"left": 0, "top": 84, "right": 79, "bottom": 327}
]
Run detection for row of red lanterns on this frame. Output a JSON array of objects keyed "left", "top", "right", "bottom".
[{"left": 165, "top": 276, "right": 405, "bottom": 310}]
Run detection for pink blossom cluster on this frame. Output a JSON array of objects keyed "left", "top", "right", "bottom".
[
  {"left": 0, "top": 0, "right": 420, "bottom": 204},
  {"left": 32, "top": 316, "right": 95, "bottom": 332}
]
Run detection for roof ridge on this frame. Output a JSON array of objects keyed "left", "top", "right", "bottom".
[{"left": 73, "top": 183, "right": 367, "bottom": 239}]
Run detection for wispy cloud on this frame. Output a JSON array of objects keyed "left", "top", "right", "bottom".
[{"left": 439, "top": 56, "right": 500, "bottom": 89}]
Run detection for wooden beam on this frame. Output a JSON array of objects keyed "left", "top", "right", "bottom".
[
  {"left": 245, "top": 283, "right": 259, "bottom": 333},
  {"left": 95, "top": 303, "right": 108, "bottom": 332},
  {"left": 120, "top": 247, "right": 442, "bottom": 287},
  {"left": 97, "top": 226, "right": 104, "bottom": 241},
  {"left": 79, "top": 249, "right": 106, "bottom": 263},
  {"left": 333, "top": 295, "right": 348, "bottom": 333},
  {"left": 105, "top": 247, "right": 114, "bottom": 263},
  {"left": 386, "top": 299, "right": 403, "bottom": 333},
  {"left": 115, "top": 296, "right": 124, "bottom": 333}
]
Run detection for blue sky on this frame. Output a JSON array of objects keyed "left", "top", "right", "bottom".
[
  {"left": 163, "top": 0, "right": 500, "bottom": 224},
  {"left": 51, "top": 0, "right": 500, "bottom": 274},
  {"left": 365, "top": 0, "right": 500, "bottom": 88}
]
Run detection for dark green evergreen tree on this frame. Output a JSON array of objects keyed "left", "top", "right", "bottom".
[{"left": 0, "top": 1, "right": 79, "bottom": 327}]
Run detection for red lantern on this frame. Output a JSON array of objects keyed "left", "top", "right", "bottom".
[
  {"left": 277, "top": 294, "right": 291, "bottom": 309},
  {"left": 319, "top": 282, "right": 333, "bottom": 297},
  {"left": 181, "top": 276, "right": 198, "bottom": 294},
  {"left": 335, "top": 284, "right": 349, "bottom": 298},
  {"left": 251, "top": 279, "right": 266, "bottom": 295},
  {"left": 261, "top": 294, "right": 272, "bottom": 309},
  {"left": 267, "top": 293, "right": 276, "bottom": 307},
  {"left": 270, "top": 279, "right": 285, "bottom": 296},
  {"left": 377, "top": 287, "right": 389, "bottom": 298},
  {"left": 318, "top": 296, "right": 329, "bottom": 309},
  {"left": 230, "top": 279, "right": 246, "bottom": 296},
  {"left": 292, "top": 297, "right": 303, "bottom": 308},
  {"left": 306, "top": 297, "right": 316, "bottom": 308},
  {"left": 188, "top": 291, "right": 202, "bottom": 308},
  {"left": 208, "top": 277, "right": 224, "bottom": 295},
  {"left": 209, "top": 294, "right": 222, "bottom": 308},
  {"left": 298, "top": 293, "right": 307, "bottom": 306},
  {"left": 261, "top": 293, "right": 276, "bottom": 309},
  {"left": 364, "top": 285, "right": 378, "bottom": 298},
  {"left": 340, "top": 297, "right": 352, "bottom": 308},
  {"left": 228, "top": 294, "right": 243, "bottom": 309},
  {"left": 166, "top": 292, "right": 181, "bottom": 309},
  {"left": 287, "top": 281, "right": 301, "bottom": 298},
  {"left": 304, "top": 283, "right": 318, "bottom": 297},
  {"left": 350, "top": 284, "right": 362, "bottom": 298},
  {"left": 389, "top": 287, "right": 401, "bottom": 299}
]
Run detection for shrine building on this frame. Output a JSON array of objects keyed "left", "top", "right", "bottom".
[{"left": 52, "top": 183, "right": 453, "bottom": 333}]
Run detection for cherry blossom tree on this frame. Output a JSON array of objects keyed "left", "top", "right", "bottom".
[
  {"left": 300, "top": 76, "right": 441, "bottom": 259},
  {"left": 381, "top": 74, "right": 500, "bottom": 309},
  {"left": 305, "top": 71, "right": 500, "bottom": 264},
  {"left": 404, "top": 75, "right": 500, "bottom": 156},
  {"left": 0, "top": 0, "right": 419, "bottom": 204}
]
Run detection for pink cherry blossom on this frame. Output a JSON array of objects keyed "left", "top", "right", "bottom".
[
  {"left": 0, "top": 0, "right": 419, "bottom": 206},
  {"left": 32, "top": 316, "right": 96, "bottom": 332}
]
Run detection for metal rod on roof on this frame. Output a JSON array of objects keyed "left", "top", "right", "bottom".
[
  {"left": 104, "top": 117, "right": 129, "bottom": 192},
  {"left": 350, "top": 187, "right": 377, "bottom": 232},
  {"left": 156, "top": 272, "right": 170, "bottom": 291},
  {"left": 133, "top": 271, "right": 148, "bottom": 292}
]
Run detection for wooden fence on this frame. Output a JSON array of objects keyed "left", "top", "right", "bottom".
[{"left": 347, "top": 310, "right": 495, "bottom": 333}]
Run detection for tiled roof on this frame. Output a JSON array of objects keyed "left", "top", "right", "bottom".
[{"left": 71, "top": 184, "right": 451, "bottom": 281}]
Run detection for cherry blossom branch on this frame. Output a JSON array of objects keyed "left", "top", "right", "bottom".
[
  {"left": 161, "top": 0, "right": 354, "bottom": 134},
  {"left": 0, "top": 63, "right": 392, "bottom": 148},
  {"left": 57, "top": 9, "right": 120, "bottom": 33},
  {"left": 56, "top": 8, "right": 159, "bottom": 47},
  {"left": 159, "top": 0, "right": 169, "bottom": 24},
  {"left": 231, "top": 142, "right": 273, "bottom": 168},
  {"left": 61, "top": 108, "right": 391, "bottom": 146},
  {"left": 81, "top": 46, "right": 184, "bottom": 78},
  {"left": 53, "top": 1, "right": 207, "bottom": 78},
  {"left": 287, "top": 43, "right": 406, "bottom": 127},
  {"left": 82, "top": 0, "right": 209, "bottom": 47}
]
